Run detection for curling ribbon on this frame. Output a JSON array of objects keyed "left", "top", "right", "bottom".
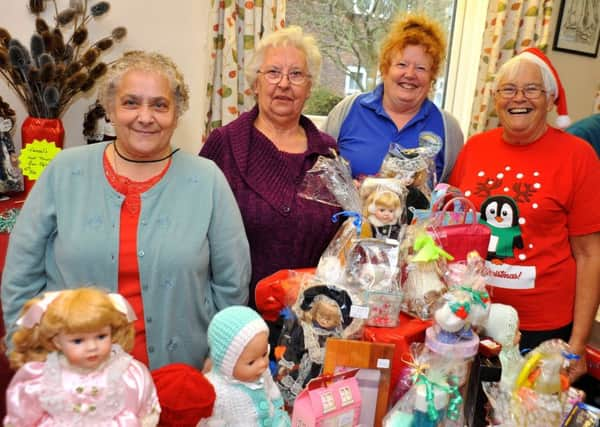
[
  {"left": 412, "top": 233, "right": 454, "bottom": 262},
  {"left": 415, "top": 373, "right": 463, "bottom": 422},
  {"left": 331, "top": 210, "right": 362, "bottom": 236}
]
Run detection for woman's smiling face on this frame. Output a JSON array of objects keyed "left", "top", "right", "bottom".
[
  {"left": 495, "top": 60, "right": 553, "bottom": 145},
  {"left": 108, "top": 69, "right": 177, "bottom": 160}
]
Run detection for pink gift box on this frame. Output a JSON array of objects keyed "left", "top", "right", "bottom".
[{"left": 292, "top": 369, "right": 362, "bottom": 427}]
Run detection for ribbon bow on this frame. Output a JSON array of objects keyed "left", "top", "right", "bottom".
[
  {"left": 449, "top": 300, "right": 471, "bottom": 320},
  {"left": 331, "top": 210, "right": 363, "bottom": 236},
  {"left": 16, "top": 290, "right": 137, "bottom": 328},
  {"left": 412, "top": 234, "right": 454, "bottom": 263},
  {"left": 459, "top": 286, "right": 490, "bottom": 308}
]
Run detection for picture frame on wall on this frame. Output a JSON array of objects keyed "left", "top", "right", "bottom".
[{"left": 552, "top": 0, "right": 600, "bottom": 58}]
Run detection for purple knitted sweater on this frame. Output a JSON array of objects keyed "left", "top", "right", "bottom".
[{"left": 200, "top": 107, "right": 341, "bottom": 307}]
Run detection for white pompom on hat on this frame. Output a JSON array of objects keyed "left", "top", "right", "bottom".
[
  {"left": 518, "top": 47, "right": 571, "bottom": 128},
  {"left": 207, "top": 306, "right": 269, "bottom": 378}
]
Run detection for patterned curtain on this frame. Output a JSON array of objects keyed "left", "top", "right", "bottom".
[
  {"left": 468, "top": 0, "right": 555, "bottom": 135},
  {"left": 204, "top": 0, "right": 286, "bottom": 140}
]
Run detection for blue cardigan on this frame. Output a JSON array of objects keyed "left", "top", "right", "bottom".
[{"left": 2, "top": 142, "right": 250, "bottom": 370}]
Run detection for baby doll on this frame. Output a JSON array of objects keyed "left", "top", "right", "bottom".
[
  {"left": 4, "top": 287, "right": 160, "bottom": 426},
  {"left": 483, "top": 303, "right": 523, "bottom": 388},
  {"left": 151, "top": 363, "right": 216, "bottom": 426},
  {"left": 277, "top": 285, "right": 351, "bottom": 406},
  {"left": 364, "top": 190, "right": 403, "bottom": 240},
  {"left": 200, "top": 305, "right": 290, "bottom": 427}
]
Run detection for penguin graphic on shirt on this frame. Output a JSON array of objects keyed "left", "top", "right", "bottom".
[{"left": 479, "top": 196, "right": 524, "bottom": 260}]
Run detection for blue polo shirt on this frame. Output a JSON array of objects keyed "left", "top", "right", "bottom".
[{"left": 338, "top": 84, "right": 446, "bottom": 179}]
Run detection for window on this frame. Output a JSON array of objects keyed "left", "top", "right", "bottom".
[
  {"left": 345, "top": 66, "right": 367, "bottom": 95},
  {"left": 288, "top": 0, "right": 489, "bottom": 134}
]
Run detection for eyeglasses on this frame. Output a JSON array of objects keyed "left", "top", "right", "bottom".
[
  {"left": 496, "top": 85, "right": 546, "bottom": 99},
  {"left": 257, "top": 69, "right": 311, "bottom": 85}
]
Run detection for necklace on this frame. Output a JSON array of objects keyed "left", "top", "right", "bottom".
[{"left": 113, "top": 142, "right": 179, "bottom": 163}]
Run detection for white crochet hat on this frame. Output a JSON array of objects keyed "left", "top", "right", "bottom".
[
  {"left": 207, "top": 306, "right": 269, "bottom": 378},
  {"left": 483, "top": 303, "right": 519, "bottom": 347}
]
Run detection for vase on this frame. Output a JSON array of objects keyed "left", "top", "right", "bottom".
[{"left": 20, "top": 117, "right": 64, "bottom": 196}]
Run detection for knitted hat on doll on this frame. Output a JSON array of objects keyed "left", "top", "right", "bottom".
[
  {"left": 518, "top": 47, "right": 571, "bottom": 128},
  {"left": 151, "top": 363, "right": 216, "bottom": 426},
  {"left": 207, "top": 306, "right": 269, "bottom": 378}
]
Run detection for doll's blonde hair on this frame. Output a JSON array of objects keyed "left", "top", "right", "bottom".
[
  {"left": 365, "top": 190, "right": 402, "bottom": 217},
  {"left": 302, "top": 295, "right": 342, "bottom": 326},
  {"left": 9, "top": 288, "right": 134, "bottom": 369}
]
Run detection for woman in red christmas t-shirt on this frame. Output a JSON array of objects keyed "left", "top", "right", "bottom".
[{"left": 449, "top": 48, "right": 600, "bottom": 382}]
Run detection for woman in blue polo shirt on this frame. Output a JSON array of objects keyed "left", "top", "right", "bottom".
[{"left": 324, "top": 13, "right": 463, "bottom": 182}]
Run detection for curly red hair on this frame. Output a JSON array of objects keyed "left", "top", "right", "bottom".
[{"left": 379, "top": 13, "right": 447, "bottom": 79}]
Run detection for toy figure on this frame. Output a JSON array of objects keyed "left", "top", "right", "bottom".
[
  {"left": 403, "top": 233, "right": 452, "bottom": 319},
  {"left": 364, "top": 190, "right": 403, "bottom": 240},
  {"left": 0, "top": 97, "right": 23, "bottom": 196},
  {"left": 4, "top": 288, "right": 160, "bottom": 426},
  {"left": 151, "top": 363, "right": 216, "bottom": 426},
  {"left": 201, "top": 306, "right": 290, "bottom": 427},
  {"left": 483, "top": 303, "right": 523, "bottom": 387},
  {"left": 277, "top": 285, "right": 352, "bottom": 406}
]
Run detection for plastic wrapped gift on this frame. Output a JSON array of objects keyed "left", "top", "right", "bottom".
[
  {"left": 378, "top": 132, "right": 442, "bottom": 210},
  {"left": 482, "top": 339, "right": 579, "bottom": 426},
  {"left": 402, "top": 230, "right": 452, "bottom": 320},
  {"left": 276, "top": 279, "right": 365, "bottom": 406},
  {"left": 383, "top": 344, "right": 464, "bottom": 427}
]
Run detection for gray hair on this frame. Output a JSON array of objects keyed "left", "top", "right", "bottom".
[
  {"left": 494, "top": 54, "right": 557, "bottom": 102},
  {"left": 244, "top": 26, "right": 322, "bottom": 88},
  {"left": 98, "top": 51, "right": 190, "bottom": 117}
]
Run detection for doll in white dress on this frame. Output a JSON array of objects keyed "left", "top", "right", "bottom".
[
  {"left": 200, "top": 305, "right": 290, "bottom": 427},
  {"left": 4, "top": 287, "right": 160, "bottom": 427}
]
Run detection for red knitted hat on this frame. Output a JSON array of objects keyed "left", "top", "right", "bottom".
[
  {"left": 518, "top": 47, "right": 571, "bottom": 128},
  {"left": 151, "top": 363, "right": 215, "bottom": 426}
]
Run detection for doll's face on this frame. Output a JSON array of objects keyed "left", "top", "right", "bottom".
[
  {"left": 313, "top": 301, "right": 342, "bottom": 330},
  {"left": 52, "top": 325, "right": 112, "bottom": 370},
  {"left": 233, "top": 331, "right": 269, "bottom": 383},
  {"left": 374, "top": 205, "right": 397, "bottom": 224}
]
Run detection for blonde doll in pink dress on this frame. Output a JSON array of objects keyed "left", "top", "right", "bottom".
[{"left": 4, "top": 288, "right": 160, "bottom": 427}]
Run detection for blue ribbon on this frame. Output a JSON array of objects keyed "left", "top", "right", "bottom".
[{"left": 331, "top": 210, "right": 362, "bottom": 236}]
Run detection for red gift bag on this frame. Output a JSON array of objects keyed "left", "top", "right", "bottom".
[{"left": 427, "top": 197, "right": 491, "bottom": 262}]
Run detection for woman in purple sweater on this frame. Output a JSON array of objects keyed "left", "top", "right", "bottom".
[{"left": 200, "top": 26, "right": 340, "bottom": 308}]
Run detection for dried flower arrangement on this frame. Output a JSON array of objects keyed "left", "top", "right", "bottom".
[{"left": 0, "top": 0, "right": 126, "bottom": 118}]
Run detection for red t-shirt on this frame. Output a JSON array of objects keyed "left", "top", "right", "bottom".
[
  {"left": 104, "top": 152, "right": 170, "bottom": 365},
  {"left": 449, "top": 127, "right": 600, "bottom": 330}
]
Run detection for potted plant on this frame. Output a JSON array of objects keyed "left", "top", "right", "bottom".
[{"left": 0, "top": 0, "right": 126, "bottom": 192}]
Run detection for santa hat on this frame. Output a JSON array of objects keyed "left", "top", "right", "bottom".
[
  {"left": 151, "top": 363, "right": 216, "bottom": 426},
  {"left": 207, "top": 306, "right": 269, "bottom": 378},
  {"left": 518, "top": 47, "right": 571, "bottom": 128}
]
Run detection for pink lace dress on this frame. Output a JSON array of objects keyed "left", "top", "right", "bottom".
[{"left": 4, "top": 345, "right": 160, "bottom": 426}]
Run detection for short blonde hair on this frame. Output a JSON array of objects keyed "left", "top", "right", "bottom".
[
  {"left": 245, "top": 26, "right": 322, "bottom": 87},
  {"left": 98, "top": 50, "right": 190, "bottom": 117},
  {"left": 379, "top": 13, "right": 447, "bottom": 78},
  {"left": 9, "top": 288, "right": 134, "bottom": 369}
]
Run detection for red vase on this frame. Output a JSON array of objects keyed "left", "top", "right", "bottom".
[{"left": 20, "top": 117, "right": 64, "bottom": 196}]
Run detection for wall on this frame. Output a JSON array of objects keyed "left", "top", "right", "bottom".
[
  {"left": 547, "top": 3, "right": 600, "bottom": 124},
  {"left": 1, "top": 1, "right": 211, "bottom": 154}
]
